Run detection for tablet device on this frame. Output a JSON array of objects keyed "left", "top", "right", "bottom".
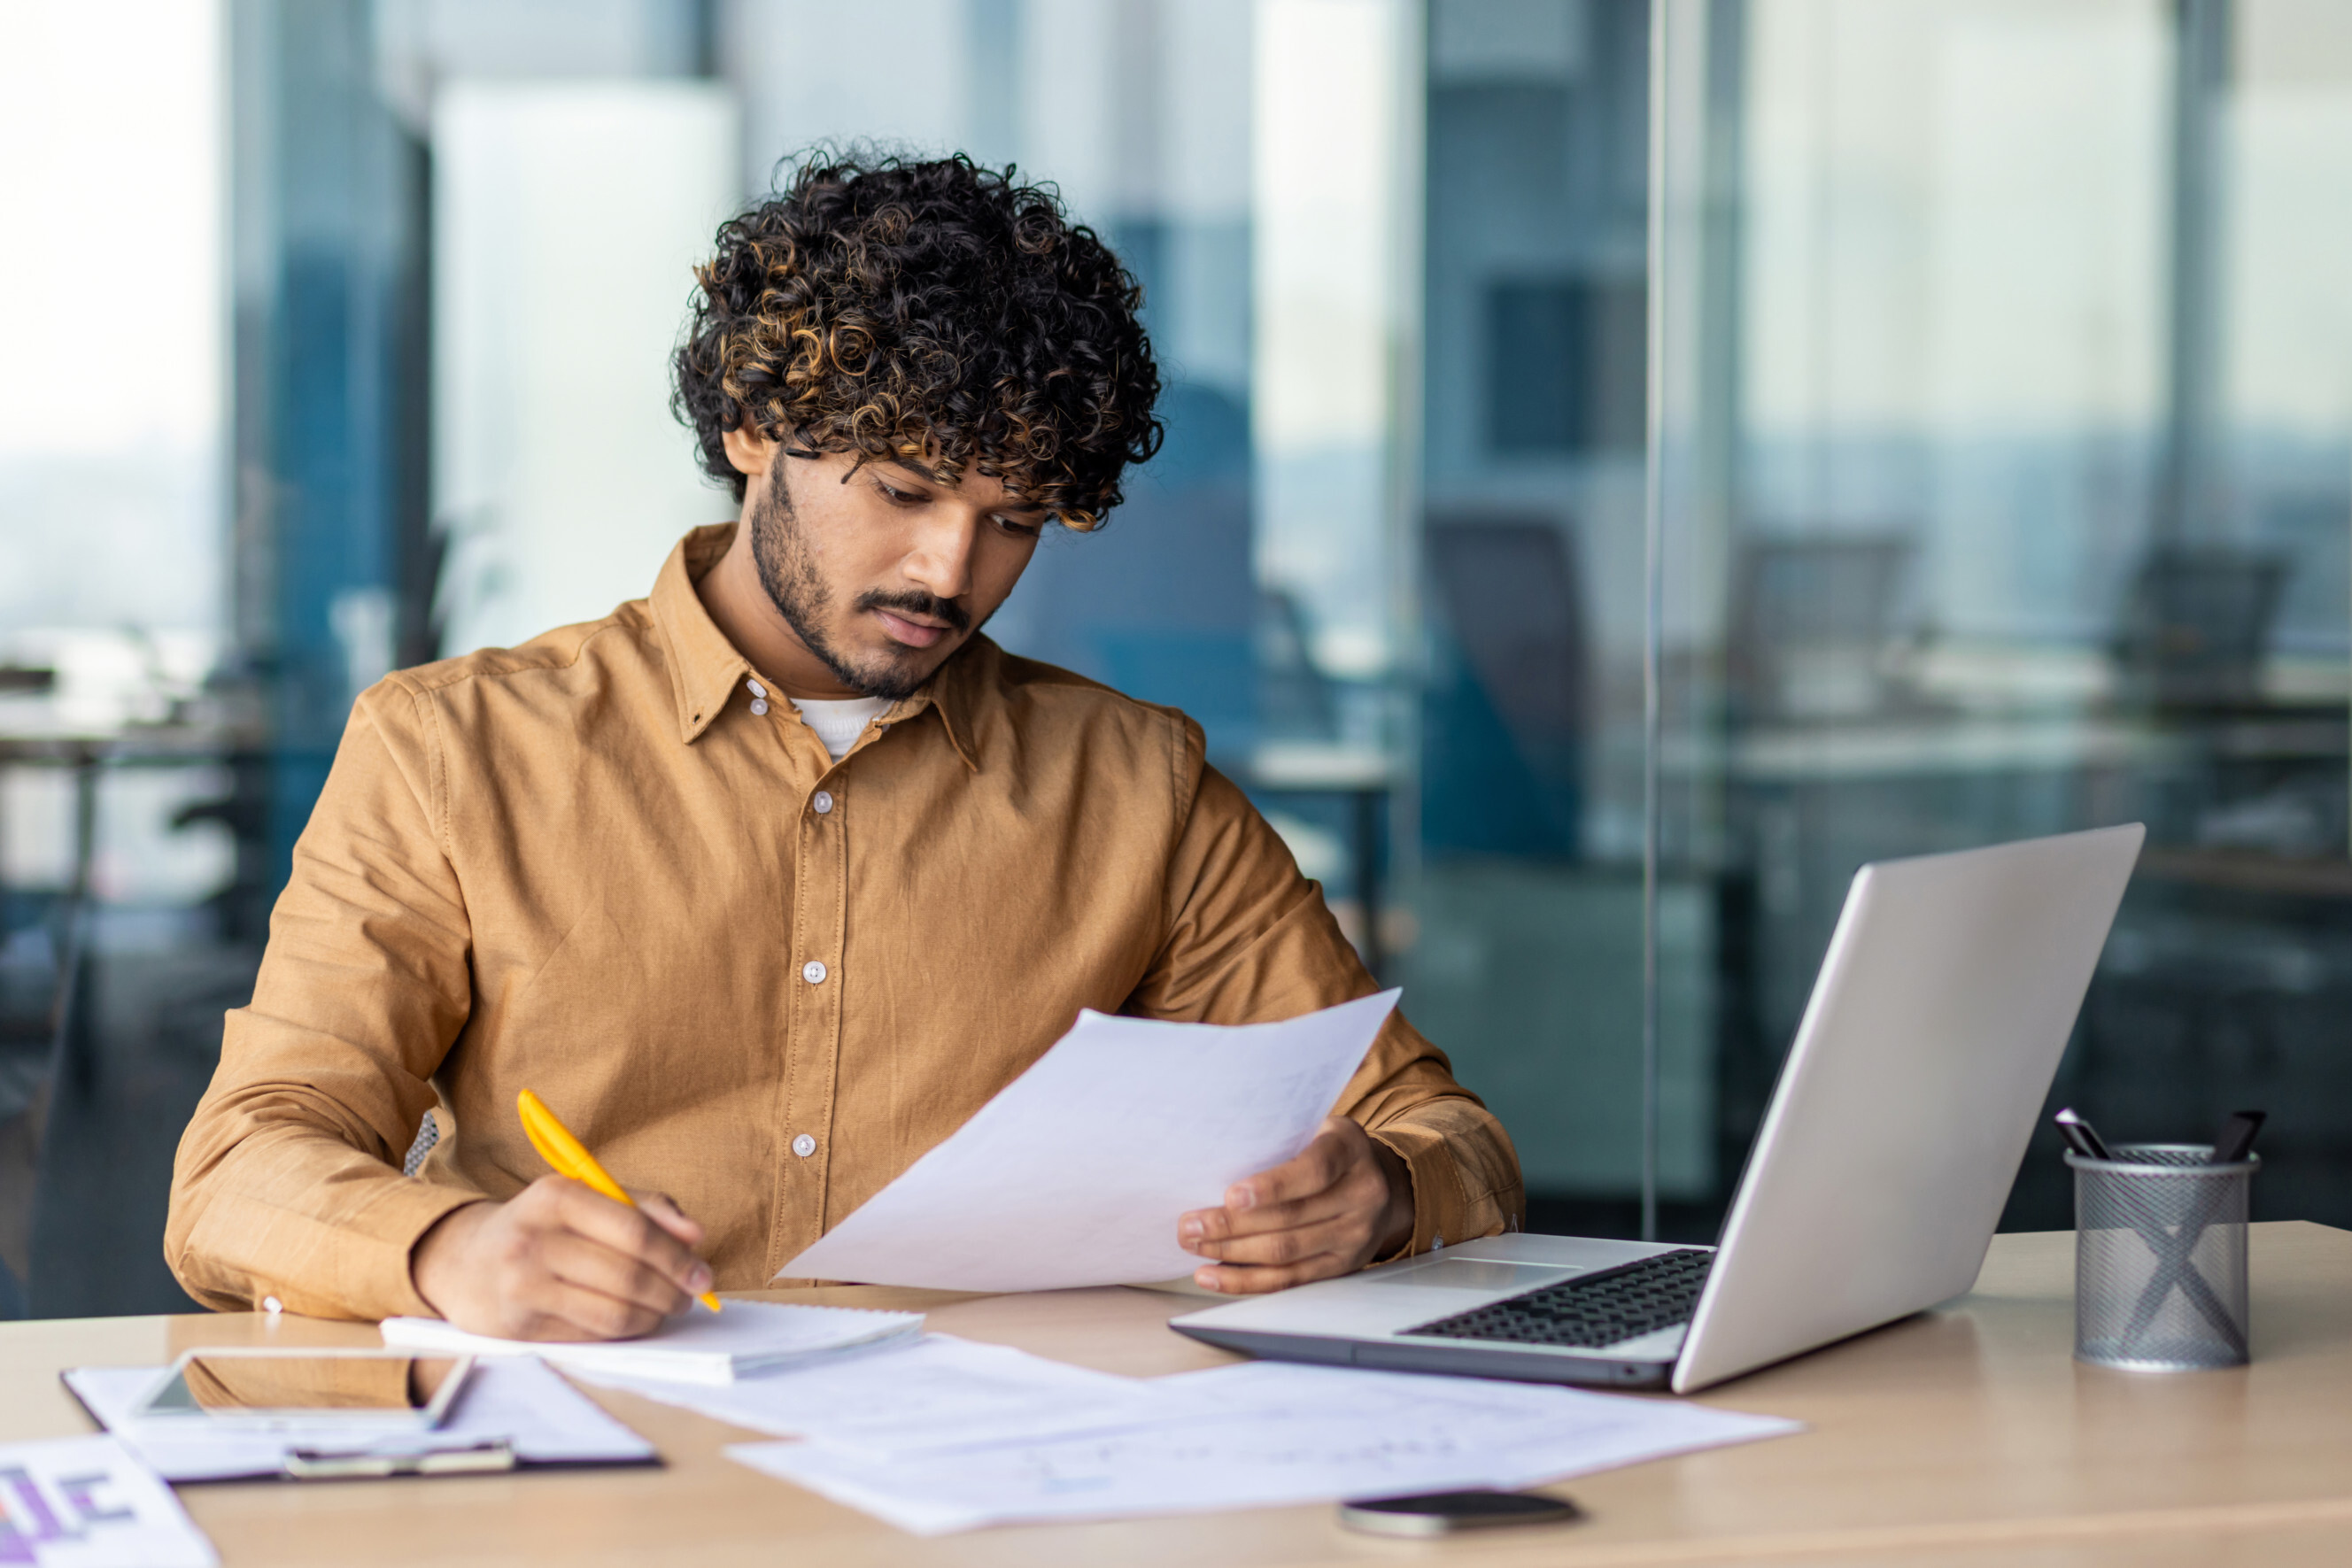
[{"left": 132, "top": 1350, "right": 475, "bottom": 1433}]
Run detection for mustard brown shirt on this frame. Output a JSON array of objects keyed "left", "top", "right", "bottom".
[{"left": 166, "top": 525, "right": 1524, "bottom": 1319}]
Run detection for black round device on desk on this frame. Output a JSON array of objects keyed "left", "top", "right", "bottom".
[{"left": 1336, "top": 1490, "right": 1583, "bottom": 1537}]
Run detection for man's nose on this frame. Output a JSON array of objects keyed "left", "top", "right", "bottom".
[{"left": 902, "top": 513, "right": 979, "bottom": 601}]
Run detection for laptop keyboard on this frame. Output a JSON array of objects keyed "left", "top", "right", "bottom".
[{"left": 1399, "top": 1247, "right": 1715, "bottom": 1350}]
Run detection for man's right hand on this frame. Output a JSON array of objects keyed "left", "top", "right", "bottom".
[{"left": 410, "top": 1175, "right": 714, "bottom": 1340}]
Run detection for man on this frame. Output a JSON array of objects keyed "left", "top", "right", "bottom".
[{"left": 168, "top": 155, "right": 1521, "bottom": 1340}]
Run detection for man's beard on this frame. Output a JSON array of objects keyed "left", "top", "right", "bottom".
[{"left": 747, "top": 456, "right": 973, "bottom": 702}]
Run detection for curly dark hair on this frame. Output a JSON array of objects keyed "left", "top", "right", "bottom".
[{"left": 673, "top": 151, "right": 1163, "bottom": 528}]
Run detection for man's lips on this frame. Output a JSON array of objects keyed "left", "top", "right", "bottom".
[{"left": 872, "top": 607, "right": 951, "bottom": 649}]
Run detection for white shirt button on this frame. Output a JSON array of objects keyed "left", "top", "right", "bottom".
[
  {"left": 792, "top": 1132, "right": 816, "bottom": 1159},
  {"left": 747, "top": 679, "right": 766, "bottom": 698},
  {"left": 812, "top": 791, "right": 833, "bottom": 815},
  {"left": 802, "top": 960, "right": 827, "bottom": 985},
  {"left": 750, "top": 699, "right": 770, "bottom": 716}
]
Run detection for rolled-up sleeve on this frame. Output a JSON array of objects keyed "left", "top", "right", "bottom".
[
  {"left": 166, "top": 678, "right": 481, "bottom": 1319},
  {"left": 1126, "top": 719, "right": 1526, "bottom": 1256}
]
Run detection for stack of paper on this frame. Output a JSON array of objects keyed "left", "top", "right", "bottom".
[
  {"left": 379, "top": 1300, "right": 922, "bottom": 1386},
  {"left": 0, "top": 1434, "right": 215, "bottom": 1566}
]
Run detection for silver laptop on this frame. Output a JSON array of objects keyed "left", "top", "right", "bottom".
[{"left": 1172, "top": 823, "right": 2145, "bottom": 1394}]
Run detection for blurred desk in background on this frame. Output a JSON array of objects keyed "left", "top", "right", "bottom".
[
  {"left": 0, "top": 722, "right": 262, "bottom": 1071},
  {"left": 1690, "top": 707, "right": 2348, "bottom": 784}
]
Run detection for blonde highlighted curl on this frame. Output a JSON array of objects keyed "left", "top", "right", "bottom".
[{"left": 674, "top": 151, "right": 1164, "bottom": 529}]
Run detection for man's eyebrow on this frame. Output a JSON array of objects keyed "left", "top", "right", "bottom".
[{"left": 875, "top": 457, "right": 1049, "bottom": 515}]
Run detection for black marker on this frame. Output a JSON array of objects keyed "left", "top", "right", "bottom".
[
  {"left": 2210, "top": 1109, "right": 2265, "bottom": 1166},
  {"left": 2054, "top": 1107, "right": 2114, "bottom": 1162}
]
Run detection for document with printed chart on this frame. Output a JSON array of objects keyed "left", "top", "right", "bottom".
[
  {"left": 728, "top": 1360, "right": 1801, "bottom": 1534},
  {"left": 0, "top": 1435, "right": 216, "bottom": 1566}
]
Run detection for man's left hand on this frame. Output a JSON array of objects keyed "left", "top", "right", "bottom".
[{"left": 1178, "top": 1116, "right": 1414, "bottom": 1294}]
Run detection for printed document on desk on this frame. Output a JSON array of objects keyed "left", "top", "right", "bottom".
[
  {"left": 781, "top": 990, "right": 1399, "bottom": 1291},
  {"left": 0, "top": 1434, "right": 215, "bottom": 1566},
  {"left": 729, "top": 1360, "right": 1802, "bottom": 1534},
  {"left": 380, "top": 1301, "right": 922, "bottom": 1386},
  {"left": 577, "top": 1334, "right": 1184, "bottom": 1459}
]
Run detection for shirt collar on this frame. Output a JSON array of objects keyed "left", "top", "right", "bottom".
[
  {"left": 878, "top": 643, "right": 984, "bottom": 772},
  {"left": 648, "top": 524, "right": 984, "bottom": 771},
  {"left": 651, "top": 525, "right": 754, "bottom": 744}
]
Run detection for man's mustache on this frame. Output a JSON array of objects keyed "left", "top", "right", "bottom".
[{"left": 855, "top": 589, "right": 971, "bottom": 634}]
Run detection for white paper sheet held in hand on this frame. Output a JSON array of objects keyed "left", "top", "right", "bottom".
[{"left": 780, "top": 990, "right": 1398, "bottom": 1291}]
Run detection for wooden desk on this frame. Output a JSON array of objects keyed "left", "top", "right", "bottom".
[{"left": 4, "top": 1224, "right": 2349, "bottom": 1566}]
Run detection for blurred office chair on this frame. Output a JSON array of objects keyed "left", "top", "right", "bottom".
[
  {"left": 0, "top": 894, "right": 88, "bottom": 1319},
  {"left": 1728, "top": 536, "right": 1917, "bottom": 722},
  {"left": 0, "top": 730, "right": 97, "bottom": 1318},
  {"left": 1256, "top": 589, "right": 1339, "bottom": 744},
  {"left": 1421, "top": 516, "right": 1589, "bottom": 858},
  {"left": 2111, "top": 545, "right": 2287, "bottom": 709}
]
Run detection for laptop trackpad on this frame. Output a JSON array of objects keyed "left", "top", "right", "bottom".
[{"left": 1368, "top": 1259, "right": 1579, "bottom": 1292}]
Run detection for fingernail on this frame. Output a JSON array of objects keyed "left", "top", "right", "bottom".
[
  {"left": 688, "top": 1264, "right": 713, "bottom": 1292},
  {"left": 1195, "top": 1268, "right": 1221, "bottom": 1291},
  {"left": 1227, "top": 1186, "right": 1255, "bottom": 1210},
  {"left": 1180, "top": 1217, "right": 1203, "bottom": 1240}
]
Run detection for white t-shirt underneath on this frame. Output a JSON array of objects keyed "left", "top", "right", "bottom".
[{"left": 793, "top": 695, "right": 893, "bottom": 760}]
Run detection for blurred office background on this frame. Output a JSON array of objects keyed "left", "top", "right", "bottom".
[{"left": 1, "top": 0, "right": 2346, "bottom": 1315}]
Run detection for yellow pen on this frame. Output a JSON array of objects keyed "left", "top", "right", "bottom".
[{"left": 517, "top": 1088, "right": 722, "bottom": 1313}]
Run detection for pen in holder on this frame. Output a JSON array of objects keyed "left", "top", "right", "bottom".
[{"left": 2067, "top": 1144, "right": 2255, "bottom": 1371}]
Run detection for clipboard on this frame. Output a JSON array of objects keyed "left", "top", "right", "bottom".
[{"left": 61, "top": 1356, "right": 658, "bottom": 1484}]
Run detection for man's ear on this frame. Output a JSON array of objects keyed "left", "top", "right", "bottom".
[{"left": 722, "top": 420, "right": 778, "bottom": 481}]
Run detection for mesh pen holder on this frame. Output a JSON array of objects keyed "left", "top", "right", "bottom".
[{"left": 2069, "top": 1144, "right": 2256, "bottom": 1371}]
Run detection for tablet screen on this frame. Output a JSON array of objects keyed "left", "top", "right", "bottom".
[{"left": 143, "top": 1355, "right": 468, "bottom": 1418}]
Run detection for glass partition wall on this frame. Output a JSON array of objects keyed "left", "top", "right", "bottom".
[
  {"left": 1401, "top": 0, "right": 1688, "bottom": 1235},
  {"left": 1636, "top": 0, "right": 2352, "bottom": 1236}
]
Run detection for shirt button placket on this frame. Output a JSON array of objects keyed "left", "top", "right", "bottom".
[{"left": 771, "top": 768, "right": 846, "bottom": 1278}]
